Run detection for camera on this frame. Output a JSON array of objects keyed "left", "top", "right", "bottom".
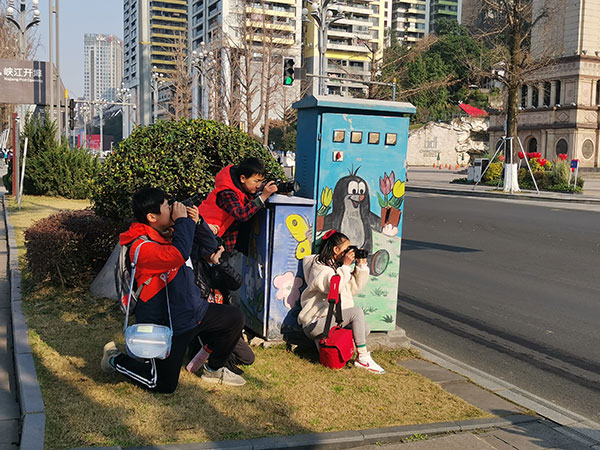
[
  {"left": 273, "top": 179, "right": 300, "bottom": 194},
  {"left": 346, "top": 246, "right": 369, "bottom": 259},
  {"left": 169, "top": 194, "right": 202, "bottom": 208}
]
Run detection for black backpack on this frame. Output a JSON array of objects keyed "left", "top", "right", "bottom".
[{"left": 115, "top": 236, "right": 154, "bottom": 314}]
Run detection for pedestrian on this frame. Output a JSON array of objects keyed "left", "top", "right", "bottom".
[
  {"left": 298, "top": 230, "right": 385, "bottom": 374},
  {"left": 101, "top": 187, "right": 247, "bottom": 391}
]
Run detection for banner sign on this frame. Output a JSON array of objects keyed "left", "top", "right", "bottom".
[{"left": 0, "top": 59, "right": 64, "bottom": 106}]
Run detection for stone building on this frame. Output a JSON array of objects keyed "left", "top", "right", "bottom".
[{"left": 488, "top": 0, "right": 600, "bottom": 167}]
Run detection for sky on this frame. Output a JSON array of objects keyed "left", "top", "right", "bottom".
[{"left": 33, "top": 0, "right": 123, "bottom": 98}]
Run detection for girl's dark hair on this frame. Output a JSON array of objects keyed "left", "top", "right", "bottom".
[
  {"left": 132, "top": 186, "right": 168, "bottom": 224},
  {"left": 316, "top": 231, "right": 349, "bottom": 267},
  {"left": 234, "top": 157, "right": 266, "bottom": 179}
]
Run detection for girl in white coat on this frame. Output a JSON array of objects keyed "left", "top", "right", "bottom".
[{"left": 298, "top": 230, "right": 385, "bottom": 374}]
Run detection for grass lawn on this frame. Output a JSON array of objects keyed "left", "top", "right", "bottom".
[{"left": 7, "top": 195, "right": 491, "bottom": 450}]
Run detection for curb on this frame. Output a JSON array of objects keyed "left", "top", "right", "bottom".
[
  {"left": 71, "top": 414, "right": 537, "bottom": 450},
  {"left": 3, "top": 195, "right": 46, "bottom": 450},
  {"left": 411, "top": 340, "right": 600, "bottom": 448},
  {"left": 406, "top": 185, "right": 600, "bottom": 205}
]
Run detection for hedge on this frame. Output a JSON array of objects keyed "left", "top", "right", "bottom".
[{"left": 92, "top": 119, "right": 285, "bottom": 219}]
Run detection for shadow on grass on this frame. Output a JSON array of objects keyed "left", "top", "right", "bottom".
[{"left": 20, "top": 271, "right": 313, "bottom": 449}]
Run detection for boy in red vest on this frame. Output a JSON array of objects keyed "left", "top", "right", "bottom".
[{"left": 198, "top": 157, "right": 278, "bottom": 251}]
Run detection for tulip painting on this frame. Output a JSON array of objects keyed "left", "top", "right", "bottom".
[
  {"left": 316, "top": 186, "right": 333, "bottom": 230},
  {"left": 378, "top": 173, "right": 405, "bottom": 229}
]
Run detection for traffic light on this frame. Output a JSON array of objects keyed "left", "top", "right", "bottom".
[
  {"left": 283, "top": 58, "right": 295, "bottom": 86},
  {"left": 68, "top": 99, "right": 76, "bottom": 130}
]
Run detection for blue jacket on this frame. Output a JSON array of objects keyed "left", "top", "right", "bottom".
[{"left": 119, "top": 217, "right": 209, "bottom": 336}]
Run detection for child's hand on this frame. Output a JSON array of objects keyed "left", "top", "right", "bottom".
[
  {"left": 207, "top": 246, "right": 225, "bottom": 264},
  {"left": 342, "top": 248, "right": 355, "bottom": 266},
  {"left": 260, "top": 181, "right": 278, "bottom": 202},
  {"left": 356, "top": 258, "right": 367, "bottom": 266},
  {"left": 171, "top": 202, "right": 187, "bottom": 221},
  {"left": 208, "top": 224, "right": 220, "bottom": 235},
  {"left": 186, "top": 206, "right": 199, "bottom": 223}
]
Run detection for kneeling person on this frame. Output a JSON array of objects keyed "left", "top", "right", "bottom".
[{"left": 101, "top": 187, "right": 246, "bottom": 392}]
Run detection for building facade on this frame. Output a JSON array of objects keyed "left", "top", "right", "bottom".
[
  {"left": 303, "top": 0, "right": 385, "bottom": 97},
  {"left": 123, "top": 0, "right": 189, "bottom": 125},
  {"left": 189, "top": 0, "right": 302, "bottom": 132},
  {"left": 83, "top": 34, "right": 123, "bottom": 102},
  {"left": 388, "top": 0, "right": 427, "bottom": 44},
  {"left": 488, "top": 0, "right": 600, "bottom": 167},
  {"left": 427, "top": 0, "right": 461, "bottom": 34}
]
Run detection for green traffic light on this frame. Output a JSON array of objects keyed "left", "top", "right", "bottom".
[{"left": 284, "top": 76, "right": 293, "bottom": 85}]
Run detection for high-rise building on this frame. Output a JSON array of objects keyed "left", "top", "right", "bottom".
[
  {"left": 83, "top": 34, "right": 123, "bottom": 102},
  {"left": 123, "top": 0, "right": 189, "bottom": 125},
  {"left": 488, "top": 0, "right": 600, "bottom": 167},
  {"left": 303, "top": 0, "right": 386, "bottom": 97},
  {"left": 427, "top": 0, "right": 461, "bottom": 34},
  {"left": 188, "top": 0, "right": 302, "bottom": 130},
  {"left": 389, "top": 0, "right": 427, "bottom": 44}
]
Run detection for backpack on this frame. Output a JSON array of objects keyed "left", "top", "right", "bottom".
[{"left": 115, "top": 236, "right": 154, "bottom": 314}]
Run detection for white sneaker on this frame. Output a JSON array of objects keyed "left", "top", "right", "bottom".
[
  {"left": 101, "top": 341, "right": 121, "bottom": 373},
  {"left": 354, "top": 352, "right": 385, "bottom": 374},
  {"left": 200, "top": 364, "right": 246, "bottom": 386}
]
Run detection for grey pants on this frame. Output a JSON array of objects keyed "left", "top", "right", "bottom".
[{"left": 303, "top": 306, "right": 370, "bottom": 347}]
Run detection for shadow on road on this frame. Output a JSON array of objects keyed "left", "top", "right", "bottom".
[{"left": 401, "top": 239, "right": 481, "bottom": 253}]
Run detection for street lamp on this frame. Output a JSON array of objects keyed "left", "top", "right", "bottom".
[
  {"left": 151, "top": 67, "right": 165, "bottom": 123},
  {"left": 5, "top": 0, "right": 40, "bottom": 59},
  {"left": 191, "top": 42, "right": 215, "bottom": 119},
  {"left": 302, "top": 0, "right": 345, "bottom": 95},
  {"left": 117, "top": 83, "right": 132, "bottom": 138},
  {"left": 80, "top": 103, "right": 90, "bottom": 148}
]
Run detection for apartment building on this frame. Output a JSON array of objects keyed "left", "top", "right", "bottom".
[
  {"left": 303, "top": 0, "right": 386, "bottom": 97},
  {"left": 389, "top": 0, "right": 427, "bottom": 44},
  {"left": 123, "top": 0, "right": 189, "bottom": 125},
  {"left": 189, "top": 0, "right": 302, "bottom": 130},
  {"left": 428, "top": 0, "right": 461, "bottom": 33},
  {"left": 83, "top": 34, "right": 123, "bottom": 102}
]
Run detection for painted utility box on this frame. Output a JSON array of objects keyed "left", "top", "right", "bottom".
[
  {"left": 230, "top": 194, "right": 315, "bottom": 340},
  {"left": 293, "top": 95, "right": 416, "bottom": 332}
]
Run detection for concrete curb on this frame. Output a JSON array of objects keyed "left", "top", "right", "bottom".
[
  {"left": 70, "top": 414, "right": 537, "bottom": 450},
  {"left": 3, "top": 195, "right": 46, "bottom": 450},
  {"left": 411, "top": 340, "right": 600, "bottom": 448},
  {"left": 406, "top": 185, "right": 600, "bottom": 205}
]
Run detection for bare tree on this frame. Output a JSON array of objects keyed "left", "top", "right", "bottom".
[
  {"left": 472, "top": 0, "right": 554, "bottom": 191},
  {"left": 165, "top": 34, "right": 193, "bottom": 120}
]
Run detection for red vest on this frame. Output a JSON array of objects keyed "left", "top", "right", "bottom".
[{"left": 198, "top": 165, "right": 247, "bottom": 236}]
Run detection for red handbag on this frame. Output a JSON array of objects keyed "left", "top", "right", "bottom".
[{"left": 319, "top": 275, "right": 355, "bottom": 369}]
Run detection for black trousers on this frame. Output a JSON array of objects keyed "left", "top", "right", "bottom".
[{"left": 113, "top": 303, "right": 244, "bottom": 393}]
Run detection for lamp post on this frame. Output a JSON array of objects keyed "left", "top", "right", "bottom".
[
  {"left": 117, "top": 83, "right": 132, "bottom": 138},
  {"left": 98, "top": 99, "right": 106, "bottom": 154},
  {"left": 5, "top": 0, "right": 40, "bottom": 58},
  {"left": 80, "top": 103, "right": 90, "bottom": 148},
  {"left": 302, "top": 0, "right": 345, "bottom": 96},
  {"left": 191, "top": 42, "right": 215, "bottom": 119},
  {"left": 151, "top": 67, "right": 164, "bottom": 123}
]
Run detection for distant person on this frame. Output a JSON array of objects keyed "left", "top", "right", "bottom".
[
  {"left": 198, "top": 157, "right": 278, "bottom": 251},
  {"left": 101, "top": 187, "right": 247, "bottom": 391},
  {"left": 298, "top": 230, "right": 385, "bottom": 374}
]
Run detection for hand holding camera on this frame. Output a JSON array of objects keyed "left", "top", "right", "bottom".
[
  {"left": 345, "top": 246, "right": 368, "bottom": 266},
  {"left": 260, "top": 180, "right": 278, "bottom": 203}
]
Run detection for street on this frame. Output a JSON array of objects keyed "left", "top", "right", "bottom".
[{"left": 397, "top": 192, "right": 600, "bottom": 422}]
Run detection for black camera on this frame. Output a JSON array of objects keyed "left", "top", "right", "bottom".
[
  {"left": 273, "top": 179, "right": 300, "bottom": 194},
  {"left": 169, "top": 194, "right": 202, "bottom": 208},
  {"left": 347, "top": 246, "right": 369, "bottom": 259}
]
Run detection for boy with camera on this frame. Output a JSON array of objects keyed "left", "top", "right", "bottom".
[
  {"left": 198, "top": 157, "right": 278, "bottom": 251},
  {"left": 101, "top": 187, "right": 247, "bottom": 392}
]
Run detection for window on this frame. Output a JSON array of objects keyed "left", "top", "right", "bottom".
[
  {"left": 527, "top": 137, "right": 538, "bottom": 153},
  {"left": 555, "top": 138, "right": 568, "bottom": 156}
]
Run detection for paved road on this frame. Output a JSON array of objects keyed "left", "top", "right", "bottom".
[{"left": 397, "top": 192, "right": 600, "bottom": 422}]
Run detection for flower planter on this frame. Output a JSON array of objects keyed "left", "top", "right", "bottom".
[
  {"left": 316, "top": 215, "right": 325, "bottom": 231},
  {"left": 381, "top": 207, "right": 401, "bottom": 228}
]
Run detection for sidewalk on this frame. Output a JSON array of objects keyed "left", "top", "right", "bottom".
[{"left": 406, "top": 166, "right": 600, "bottom": 203}]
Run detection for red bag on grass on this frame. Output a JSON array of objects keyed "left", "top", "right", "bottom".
[{"left": 319, "top": 275, "right": 355, "bottom": 369}]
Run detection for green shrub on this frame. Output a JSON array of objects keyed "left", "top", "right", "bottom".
[
  {"left": 92, "top": 119, "right": 285, "bottom": 219},
  {"left": 550, "top": 160, "right": 570, "bottom": 185},
  {"left": 482, "top": 162, "right": 502, "bottom": 182},
  {"left": 22, "top": 144, "right": 100, "bottom": 198},
  {"left": 3, "top": 113, "right": 99, "bottom": 198},
  {"left": 25, "top": 209, "right": 128, "bottom": 287}
]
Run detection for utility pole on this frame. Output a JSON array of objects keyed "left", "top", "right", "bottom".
[
  {"left": 55, "top": 0, "right": 61, "bottom": 143},
  {"left": 49, "top": 0, "right": 54, "bottom": 126}
]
